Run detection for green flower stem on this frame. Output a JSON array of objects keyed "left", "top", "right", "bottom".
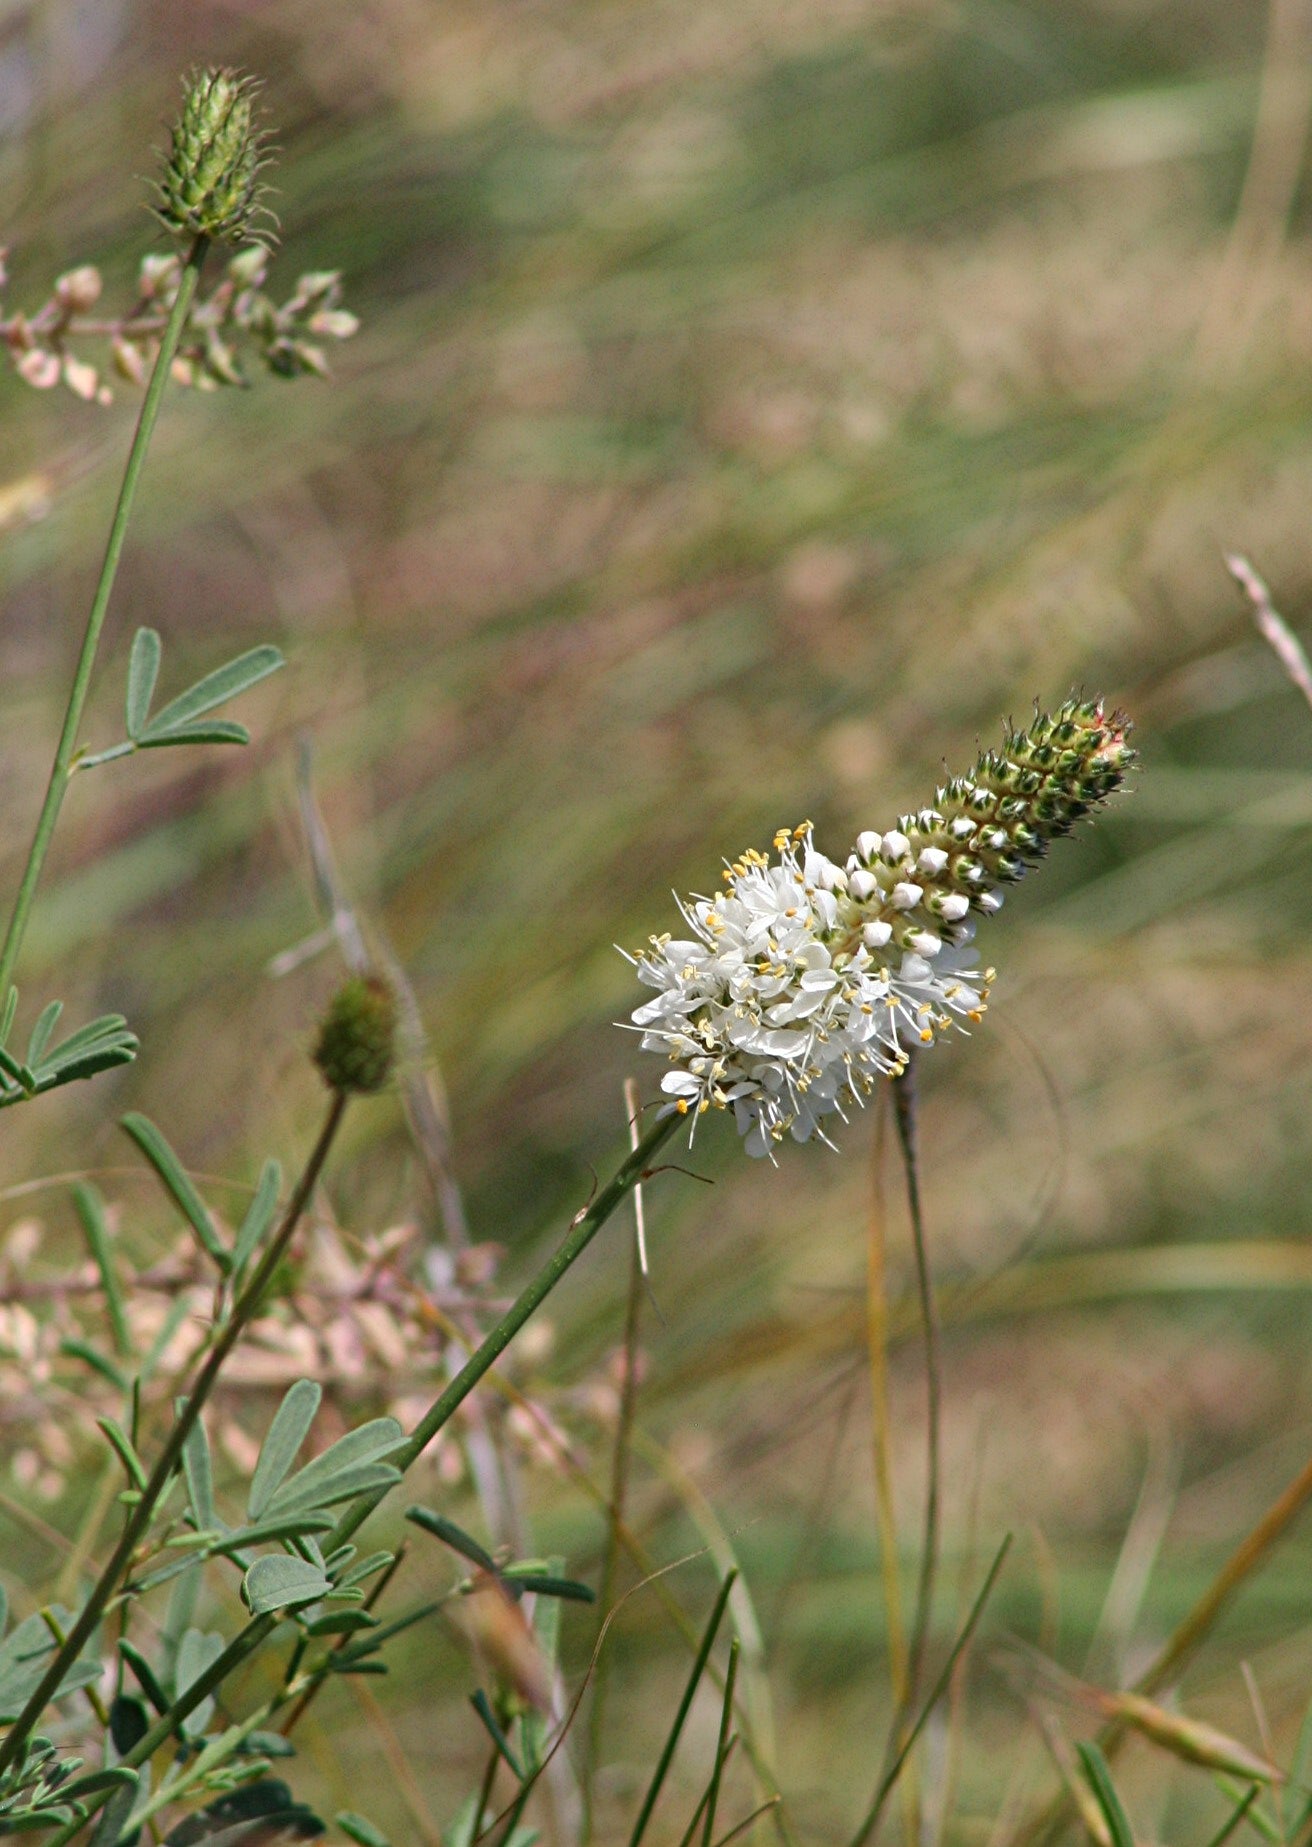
[
  {"left": 0, "top": 233, "right": 210, "bottom": 1003},
  {"left": 0, "top": 1088, "right": 346, "bottom": 1779},
  {"left": 325, "top": 1109, "right": 680, "bottom": 1552}
]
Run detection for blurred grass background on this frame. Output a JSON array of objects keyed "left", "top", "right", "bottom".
[{"left": 5, "top": 0, "right": 1312, "bottom": 1840}]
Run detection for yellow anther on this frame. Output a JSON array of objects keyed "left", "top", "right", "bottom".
[
  {"left": 918, "top": 1002, "right": 934, "bottom": 1015},
  {"left": 676, "top": 1098, "right": 689, "bottom": 1114},
  {"left": 698, "top": 1099, "right": 709, "bottom": 1113},
  {"left": 967, "top": 1008, "right": 983, "bottom": 1022},
  {"left": 860, "top": 1003, "right": 873, "bottom": 1015},
  {"left": 919, "top": 1028, "right": 934, "bottom": 1043}
]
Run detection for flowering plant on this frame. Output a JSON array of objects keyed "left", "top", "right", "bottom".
[{"left": 629, "top": 697, "right": 1134, "bottom": 1154}]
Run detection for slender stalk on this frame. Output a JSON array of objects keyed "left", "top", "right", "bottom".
[
  {"left": 0, "top": 1089, "right": 346, "bottom": 1776},
  {"left": 850, "top": 1535, "right": 1013, "bottom": 1847},
  {"left": 324, "top": 1110, "right": 679, "bottom": 1552},
  {"left": 0, "top": 235, "right": 209, "bottom": 1000},
  {"left": 628, "top": 1572, "right": 737, "bottom": 1847},
  {"left": 866, "top": 1092, "right": 909, "bottom": 1703},
  {"left": 702, "top": 1637, "right": 740, "bottom": 1847},
  {"left": 893, "top": 1063, "right": 941, "bottom": 1721},
  {"left": 587, "top": 1088, "right": 648, "bottom": 1804},
  {"left": 857, "top": 1065, "right": 941, "bottom": 1847}
]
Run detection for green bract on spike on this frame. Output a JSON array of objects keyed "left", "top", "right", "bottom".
[{"left": 154, "top": 69, "right": 276, "bottom": 247}]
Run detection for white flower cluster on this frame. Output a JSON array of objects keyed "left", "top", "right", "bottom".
[{"left": 625, "top": 825, "right": 989, "bottom": 1158}]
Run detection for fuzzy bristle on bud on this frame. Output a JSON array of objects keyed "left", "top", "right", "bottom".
[
  {"left": 313, "top": 976, "right": 398, "bottom": 1095},
  {"left": 155, "top": 69, "right": 273, "bottom": 247}
]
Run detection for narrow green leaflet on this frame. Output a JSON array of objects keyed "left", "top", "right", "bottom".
[
  {"left": 302, "top": 1610, "right": 378, "bottom": 1637},
  {"left": 138, "top": 644, "right": 283, "bottom": 741},
  {"left": 25, "top": 1000, "right": 61, "bottom": 1067},
  {"left": 125, "top": 627, "right": 162, "bottom": 738},
  {"left": 119, "top": 1642, "right": 170, "bottom": 1716},
  {"left": 162, "top": 1779, "right": 324, "bottom": 1845},
  {"left": 121, "top": 1113, "right": 229, "bottom": 1272},
  {"left": 248, "top": 1380, "right": 322, "bottom": 1520},
  {"left": 232, "top": 1160, "right": 281, "bottom": 1279},
  {"left": 337, "top": 1815, "right": 390, "bottom": 1847},
  {"left": 498, "top": 1569, "right": 595, "bottom": 1604},
  {"left": 404, "top": 1507, "right": 496, "bottom": 1572},
  {"left": 139, "top": 720, "right": 250, "bottom": 750},
  {"left": 262, "top": 1418, "right": 404, "bottom": 1520},
  {"left": 242, "top": 1556, "right": 331, "bottom": 1615},
  {"left": 469, "top": 1690, "right": 524, "bottom": 1779},
  {"left": 88, "top": 1781, "right": 141, "bottom": 1847},
  {"left": 96, "top": 1417, "right": 148, "bottom": 1490},
  {"left": 0, "top": 1609, "right": 102, "bottom": 1720},
  {"left": 73, "top": 1183, "right": 130, "bottom": 1357},
  {"left": 180, "top": 1408, "right": 216, "bottom": 1532},
  {"left": 175, "top": 1629, "right": 225, "bottom": 1738},
  {"left": 209, "top": 1513, "right": 335, "bottom": 1557},
  {"left": 0, "top": 988, "right": 16, "bottom": 1049}
]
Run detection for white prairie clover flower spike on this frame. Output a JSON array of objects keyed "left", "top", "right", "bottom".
[{"left": 624, "top": 696, "right": 1134, "bottom": 1158}]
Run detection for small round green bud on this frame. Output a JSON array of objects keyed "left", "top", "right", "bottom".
[
  {"left": 313, "top": 975, "right": 398, "bottom": 1095},
  {"left": 155, "top": 68, "right": 274, "bottom": 246}
]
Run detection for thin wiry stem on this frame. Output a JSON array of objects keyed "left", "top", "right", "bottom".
[
  {"left": 898, "top": 1063, "right": 942, "bottom": 1712},
  {"left": 851, "top": 1537, "right": 1013, "bottom": 1847},
  {"left": 0, "top": 234, "right": 209, "bottom": 1001},
  {"left": 866, "top": 1090, "right": 909, "bottom": 1704},
  {"left": 587, "top": 1082, "right": 648, "bottom": 1815},
  {"left": 859, "top": 1060, "right": 942, "bottom": 1846}
]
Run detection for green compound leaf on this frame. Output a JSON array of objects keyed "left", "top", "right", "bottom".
[
  {"left": 138, "top": 644, "right": 283, "bottom": 740},
  {"left": 262, "top": 1418, "right": 404, "bottom": 1521},
  {"left": 121, "top": 1113, "right": 229, "bottom": 1273},
  {"left": 125, "top": 627, "right": 162, "bottom": 738},
  {"left": 0, "top": 1013, "right": 138, "bottom": 1109},
  {"left": 242, "top": 1556, "right": 331, "bottom": 1615},
  {"left": 249, "top": 1379, "right": 322, "bottom": 1520}
]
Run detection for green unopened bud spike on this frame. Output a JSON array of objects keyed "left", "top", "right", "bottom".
[
  {"left": 313, "top": 975, "right": 398, "bottom": 1096},
  {"left": 155, "top": 68, "right": 275, "bottom": 247}
]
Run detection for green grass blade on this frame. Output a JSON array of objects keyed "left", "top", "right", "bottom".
[{"left": 627, "top": 1571, "right": 737, "bottom": 1847}]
